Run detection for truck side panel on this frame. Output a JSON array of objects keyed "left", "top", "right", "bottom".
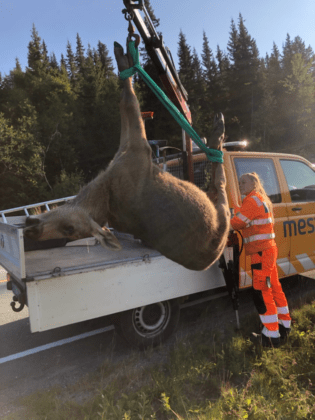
[
  {"left": 26, "top": 256, "right": 225, "bottom": 332},
  {"left": 0, "top": 222, "right": 25, "bottom": 280}
]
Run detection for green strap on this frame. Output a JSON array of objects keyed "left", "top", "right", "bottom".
[{"left": 118, "top": 41, "right": 223, "bottom": 163}]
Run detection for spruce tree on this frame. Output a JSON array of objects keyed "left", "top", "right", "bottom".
[
  {"left": 178, "top": 30, "right": 194, "bottom": 88},
  {"left": 201, "top": 32, "right": 217, "bottom": 85},
  {"left": 190, "top": 48, "right": 205, "bottom": 135},
  {"left": 226, "top": 14, "right": 261, "bottom": 141},
  {"left": 14, "top": 58, "right": 22, "bottom": 72},
  {"left": 42, "top": 40, "right": 50, "bottom": 70},
  {"left": 27, "top": 24, "right": 45, "bottom": 73},
  {"left": 75, "top": 34, "right": 85, "bottom": 72},
  {"left": 200, "top": 31, "right": 218, "bottom": 135},
  {"left": 215, "top": 45, "right": 230, "bottom": 114},
  {"left": 60, "top": 54, "right": 66, "bottom": 69},
  {"left": 282, "top": 34, "right": 294, "bottom": 75},
  {"left": 66, "top": 41, "right": 77, "bottom": 81},
  {"left": 49, "top": 52, "right": 59, "bottom": 70},
  {"left": 97, "top": 41, "right": 115, "bottom": 77}
]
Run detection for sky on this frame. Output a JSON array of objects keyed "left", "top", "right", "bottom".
[{"left": 0, "top": 0, "right": 314, "bottom": 77}]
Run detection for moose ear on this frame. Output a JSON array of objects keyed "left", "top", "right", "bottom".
[{"left": 91, "top": 222, "right": 122, "bottom": 250}]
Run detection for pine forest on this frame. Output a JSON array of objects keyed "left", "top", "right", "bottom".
[{"left": 1, "top": 8, "right": 315, "bottom": 210}]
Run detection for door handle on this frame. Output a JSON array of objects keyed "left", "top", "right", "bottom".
[{"left": 292, "top": 207, "right": 302, "bottom": 211}]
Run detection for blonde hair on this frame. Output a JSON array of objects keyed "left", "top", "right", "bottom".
[{"left": 242, "top": 172, "right": 274, "bottom": 219}]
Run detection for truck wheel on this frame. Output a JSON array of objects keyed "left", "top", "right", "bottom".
[{"left": 113, "top": 299, "right": 180, "bottom": 350}]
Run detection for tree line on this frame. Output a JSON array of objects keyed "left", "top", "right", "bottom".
[{"left": 1, "top": 4, "right": 314, "bottom": 210}]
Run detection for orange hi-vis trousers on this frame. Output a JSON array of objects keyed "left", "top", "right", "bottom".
[{"left": 251, "top": 246, "right": 291, "bottom": 338}]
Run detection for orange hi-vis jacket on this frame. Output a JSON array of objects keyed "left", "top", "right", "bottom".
[{"left": 230, "top": 190, "right": 276, "bottom": 255}]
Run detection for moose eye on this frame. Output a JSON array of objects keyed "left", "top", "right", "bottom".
[
  {"left": 25, "top": 217, "right": 41, "bottom": 227},
  {"left": 63, "top": 225, "right": 75, "bottom": 236}
]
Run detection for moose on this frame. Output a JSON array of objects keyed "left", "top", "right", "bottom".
[{"left": 23, "top": 42, "right": 230, "bottom": 271}]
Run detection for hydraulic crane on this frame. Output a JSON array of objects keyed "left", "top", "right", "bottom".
[{"left": 122, "top": 0, "right": 194, "bottom": 182}]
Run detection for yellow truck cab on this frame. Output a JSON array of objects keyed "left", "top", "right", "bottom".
[{"left": 164, "top": 146, "right": 315, "bottom": 291}]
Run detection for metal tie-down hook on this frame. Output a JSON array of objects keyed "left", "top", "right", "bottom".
[{"left": 11, "top": 296, "right": 25, "bottom": 312}]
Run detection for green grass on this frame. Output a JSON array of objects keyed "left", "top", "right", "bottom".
[{"left": 5, "top": 287, "right": 315, "bottom": 420}]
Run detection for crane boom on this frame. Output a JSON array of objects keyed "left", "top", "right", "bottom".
[{"left": 122, "top": 0, "right": 194, "bottom": 181}]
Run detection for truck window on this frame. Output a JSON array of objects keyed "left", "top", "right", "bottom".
[
  {"left": 280, "top": 159, "right": 315, "bottom": 202},
  {"left": 234, "top": 158, "right": 281, "bottom": 203}
]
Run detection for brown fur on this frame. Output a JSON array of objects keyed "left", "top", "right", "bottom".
[{"left": 23, "top": 44, "right": 230, "bottom": 271}]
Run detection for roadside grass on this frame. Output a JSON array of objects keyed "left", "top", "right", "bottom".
[{"left": 4, "top": 285, "right": 315, "bottom": 420}]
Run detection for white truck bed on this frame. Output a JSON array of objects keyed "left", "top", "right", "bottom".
[
  {"left": 25, "top": 234, "right": 161, "bottom": 280},
  {"left": 1, "top": 217, "right": 226, "bottom": 335}
]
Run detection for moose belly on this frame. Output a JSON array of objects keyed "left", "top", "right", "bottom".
[{"left": 135, "top": 178, "right": 219, "bottom": 269}]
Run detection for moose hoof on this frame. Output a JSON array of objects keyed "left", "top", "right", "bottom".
[
  {"left": 114, "top": 42, "right": 130, "bottom": 72},
  {"left": 114, "top": 41, "right": 134, "bottom": 72},
  {"left": 207, "top": 112, "right": 225, "bottom": 150},
  {"left": 213, "top": 112, "right": 225, "bottom": 138}
]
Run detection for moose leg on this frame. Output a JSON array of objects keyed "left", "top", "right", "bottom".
[
  {"left": 206, "top": 113, "right": 230, "bottom": 252},
  {"left": 210, "top": 161, "right": 230, "bottom": 255},
  {"left": 206, "top": 113, "right": 225, "bottom": 204},
  {"left": 114, "top": 43, "right": 149, "bottom": 153}
]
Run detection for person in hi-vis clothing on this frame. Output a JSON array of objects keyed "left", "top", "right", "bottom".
[{"left": 231, "top": 172, "right": 291, "bottom": 347}]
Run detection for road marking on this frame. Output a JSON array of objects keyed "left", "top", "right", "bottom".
[{"left": 0, "top": 325, "right": 114, "bottom": 365}]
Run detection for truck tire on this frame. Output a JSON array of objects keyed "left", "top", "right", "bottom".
[{"left": 112, "top": 299, "right": 180, "bottom": 350}]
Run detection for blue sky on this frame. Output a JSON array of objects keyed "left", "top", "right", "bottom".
[{"left": 0, "top": 0, "right": 314, "bottom": 76}]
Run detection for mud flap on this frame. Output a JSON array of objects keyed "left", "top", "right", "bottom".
[{"left": 219, "top": 252, "right": 240, "bottom": 329}]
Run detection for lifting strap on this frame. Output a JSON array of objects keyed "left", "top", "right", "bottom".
[{"left": 117, "top": 40, "right": 224, "bottom": 164}]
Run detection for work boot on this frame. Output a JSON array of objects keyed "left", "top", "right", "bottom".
[
  {"left": 279, "top": 324, "right": 291, "bottom": 340},
  {"left": 250, "top": 332, "right": 281, "bottom": 348}
]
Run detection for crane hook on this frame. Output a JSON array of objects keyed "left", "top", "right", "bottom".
[{"left": 123, "top": 9, "right": 140, "bottom": 48}]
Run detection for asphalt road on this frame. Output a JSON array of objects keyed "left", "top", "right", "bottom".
[
  {"left": 0, "top": 276, "right": 235, "bottom": 417},
  {"left": 0, "top": 279, "right": 121, "bottom": 416},
  {"left": 1, "top": 273, "right": 314, "bottom": 417}
]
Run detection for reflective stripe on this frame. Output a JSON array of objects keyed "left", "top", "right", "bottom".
[
  {"left": 236, "top": 215, "right": 273, "bottom": 228},
  {"left": 252, "top": 196, "right": 263, "bottom": 207},
  {"left": 277, "top": 306, "right": 289, "bottom": 315},
  {"left": 249, "top": 218, "right": 273, "bottom": 226},
  {"left": 277, "top": 257, "right": 297, "bottom": 276},
  {"left": 278, "top": 319, "right": 291, "bottom": 328},
  {"left": 260, "top": 313, "right": 278, "bottom": 324},
  {"left": 240, "top": 268, "right": 252, "bottom": 288},
  {"left": 262, "top": 326, "right": 280, "bottom": 338},
  {"left": 244, "top": 233, "right": 276, "bottom": 244},
  {"left": 251, "top": 195, "right": 271, "bottom": 213},
  {"left": 236, "top": 212, "right": 251, "bottom": 224},
  {"left": 296, "top": 253, "right": 315, "bottom": 271}
]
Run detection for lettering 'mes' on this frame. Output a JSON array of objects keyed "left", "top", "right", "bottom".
[
  {"left": 283, "top": 218, "right": 315, "bottom": 237},
  {"left": 283, "top": 220, "right": 297, "bottom": 237}
]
